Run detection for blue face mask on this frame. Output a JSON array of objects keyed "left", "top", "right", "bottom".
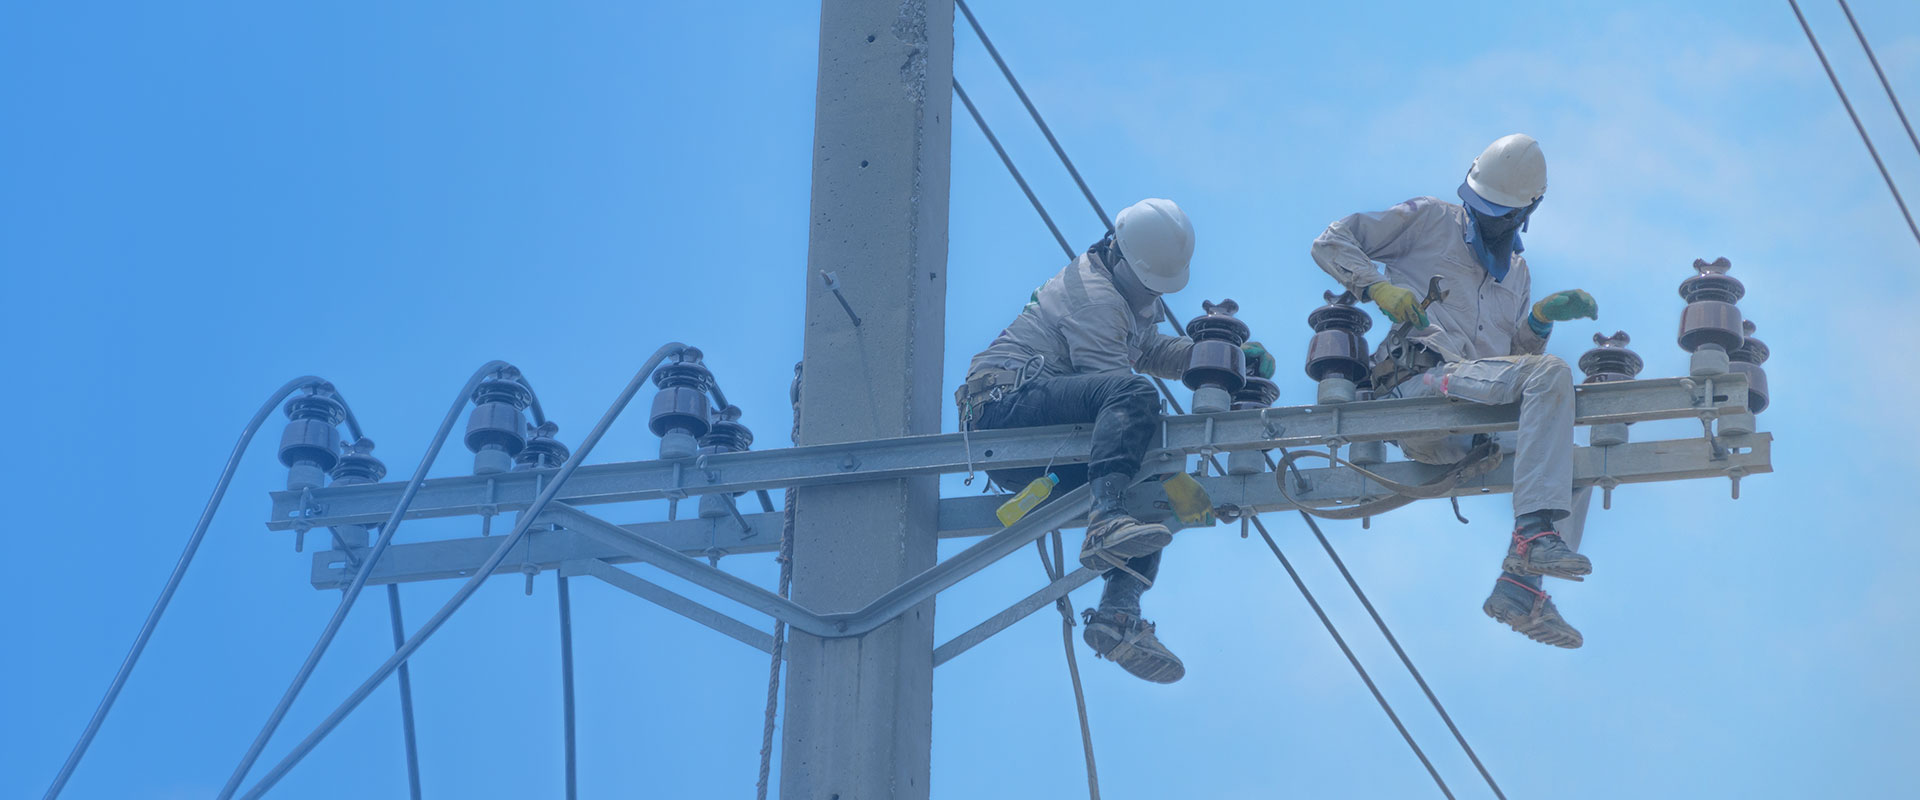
[{"left": 1458, "top": 181, "right": 1537, "bottom": 281}]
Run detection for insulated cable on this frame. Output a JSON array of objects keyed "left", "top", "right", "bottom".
[
  {"left": 955, "top": 0, "right": 1113, "bottom": 233},
  {"left": 217, "top": 360, "right": 513, "bottom": 799},
  {"left": 1037, "top": 531, "right": 1102, "bottom": 799},
  {"left": 1266, "top": 450, "right": 1506, "bottom": 799},
  {"left": 1788, "top": 0, "right": 1920, "bottom": 247},
  {"left": 233, "top": 343, "right": 687, "bottom": 800},
  {"left": 955, "top": 77, "right": 1075, "bottom": 258},
  {"left": 384, "top": 583, "right": 424, "bottom": 800},
  {"left": 1249, "top": 514, "right": 1455, "bottom": 798},
  {"left": 42, "top": 376, "right": 333, "bottom": 800},
  {"left": 1837, "top": 0, "right": 1920, "bottom": 164},
  {"left": 557, "top": 574, "right": 579, "bottom": 800},
  {"left": 955, "top": 7, "right": 1484, "bottom": 792}
]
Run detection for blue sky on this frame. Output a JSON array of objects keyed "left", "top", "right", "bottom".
[{"left": 5, "top": 1, "right": 1918, "bottom": 797}]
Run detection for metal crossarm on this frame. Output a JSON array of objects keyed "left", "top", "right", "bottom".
[
  {"left": 270, "top": 376, "right": 1746, "bottom": 531},
  {"left": 311, "top": 433, "right": 1770, "bottom": 591}
]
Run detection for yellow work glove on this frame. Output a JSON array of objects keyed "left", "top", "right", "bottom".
[{"left": 1366, "top": 281, "right": 1427, "bottom": 327}]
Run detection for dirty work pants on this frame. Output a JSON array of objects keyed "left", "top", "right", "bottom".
[
  {"left": 1392, "top": 355, "right": 1586, "bottom": 539},
  {"left": 974, "top": 370, "right": 1164, "bottom": 581},
  {"left": 973, "top": 370, "right": 1162, "bottom": 492}
]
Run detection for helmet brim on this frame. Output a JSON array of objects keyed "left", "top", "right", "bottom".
[
  {"left": 1133, "top": 262, "right": 1189, "bottom": 294},
  {"left": 1465, "top": 172, "right": 1540, "bottom": 210}
]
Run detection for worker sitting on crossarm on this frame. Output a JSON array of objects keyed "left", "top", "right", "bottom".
[
  {"left": 1310, "top": 134, "right": 1601, "bottom": 648},
  {"left": 958, "top": 198, "right": 1272, "bottom": 683}
]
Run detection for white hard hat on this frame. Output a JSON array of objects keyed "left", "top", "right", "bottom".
[
  {"left": 1113, "top": 198, "right": 1194, "bottom": 294},
  {"left": 1465, "top": 134, "right": 1547, "bottom": 209}
]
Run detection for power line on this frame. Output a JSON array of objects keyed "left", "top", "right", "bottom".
[
  {"left": 955, "top": 0, "right": 1114, "bottom": 233},
  {"left": 954, "top": 77, "right": 1076, "bottom": 258},
  {"left": 1787, "top": 0, "right": 1920, "bottom": 247},
  {"left": 1837, "top": 0, "right": 1920, "bottom": 163},
  {"left": 1249, "top": 514, "right": 1455, "bottom": 798},
  {"left": 954, "top": 5, "right": 1485, "bottom": 795},
  {"left": 1285, "top": 485, "right": 1507, "bottom": 799}
]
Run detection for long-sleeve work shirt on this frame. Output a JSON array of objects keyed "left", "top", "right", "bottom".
[
  {"left": 1310, "top": 196, "right": 1547, "bottom": 362},
  {"left": 967, "top": 250, "right": 1193, "bottom": 381}
]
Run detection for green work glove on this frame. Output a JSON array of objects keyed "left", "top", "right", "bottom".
[
  {"left": 1366, "top": 281, "right": 1428, "bottom": 327},
  {"left": 1531, "top": 289, "right": 1599, "bottom": 323},
  {"left": 1242, "top": 341, "right": 1276, "bottom": 379}
]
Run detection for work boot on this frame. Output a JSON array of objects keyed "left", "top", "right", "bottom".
[
  {"left": 1078, "top": 472, "right": 1172, "bottom": 575},
  {"left": 1482, "top": 572, "right": 1583, "bottom": 649},
  {"left": 1501, "top": 513, "right": 1592, "bottom": 581},
  {"left": 1081, "top": 565, "right": 1185, "bottom": 683}
]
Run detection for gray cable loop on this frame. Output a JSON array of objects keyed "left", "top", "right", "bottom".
[
  {"left": 218, "top": 360, "right": 513, "bottom": 800},
  {"left": 1037, "top": 532, "right": 1101, "bottom": 799},
  {"left": 42, "top": 376, "right": 332, "bottom": 799},
  {"left": 231, "top": 344, "right": 687, "bottom": 799}
]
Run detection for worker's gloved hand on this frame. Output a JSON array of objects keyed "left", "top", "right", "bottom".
[
  {"left": 1366, "top": 281, "right": 1428, "bottom": 327},
  {"left": 1531, "top": 289, "right": 1599, "bottom": 323},
  {"left": 1241, "top": 341, "right": 1276, "bottom": 379}
]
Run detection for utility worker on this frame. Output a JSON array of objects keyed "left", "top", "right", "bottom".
[
  {"left": 1310, "top": 134, "right": 1600, "bottom": 648},
  {"left": 958, "top": 198, "right": 1275, "bottom": 683}
]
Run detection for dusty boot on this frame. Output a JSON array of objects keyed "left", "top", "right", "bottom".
[
  {"left": 1081, "top": 557, "right": 1185, "bottom": 683},
  {"left": 1078, "top": 472, "right": 1172, "bottom": 574},
  {"left": 1502, "top": 512, "right": 1592, "bottom": 581},
  {"left": 1482, "top": 572, "right": 1583, "bottom": 649}
]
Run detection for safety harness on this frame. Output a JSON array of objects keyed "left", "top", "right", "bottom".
[{"left": 953, "top": 354, "right": 1046, "bottom": 485}]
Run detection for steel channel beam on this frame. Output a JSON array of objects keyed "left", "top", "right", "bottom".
[
  {"left": 546, "top": 484, "right": 1095, "bottom": 640},
  {"left": 933, "top": 567, "right": 1101, "bottom": 667},
  {"left": 560, "top": 559, "right": 775, "bottom": 654},
  {"left": 268, "top": 376, "right": 1747, "bottom": 531},
  {"left": 309, "top": 433, "right": 1770, "bottom": 590}
]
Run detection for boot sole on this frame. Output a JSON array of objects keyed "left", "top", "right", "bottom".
[
  {"left": 1501, "top": 555, "right": 1592, "bottom": 582},
  {"left": 1481, "top": 599, "right": 1584, "bottom": 649},
  {"left": 1083, "top": 623, "right": 1186, "bottom": 683},
  {"left": 1078, "top": 528, "right": 1173, "bottom": 573}
]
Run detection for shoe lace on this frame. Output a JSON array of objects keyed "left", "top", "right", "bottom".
[{"left": 1510, "top": 528, "right": 1561, "bottom": 560}]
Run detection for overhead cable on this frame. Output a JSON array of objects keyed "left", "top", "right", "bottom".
[
  {"left": 385, "top": 584, "right": 424, "bottom": 800},
  {"left": 1274, "top": 454, "right": 1506, "bottom": 799},
  {"left": 955, "top": 0, "right": 1114, "bottom": 232},
  {"left": 1788, "top": 0, "right": 1920, "bottom": 247},
  {"left": 42, "top": 376, "right": 335, "bottom": 800},
  {"left": 1037, "top": 532, "right": 1102, "bottom": 799},
  {"left": 955, "top": 5, "right": 1487, "bottom": 794},
  {"left": 955, "top": 77, "right": 1075, "bottom": 258},
  {"left": 218, "top": 360, "right": 514, "bottom": 800},
  {"left": 1250, "top": 515, "right": 1456, "bottom": 798},
  {"left": 1837, "top": 0, "right": 1920, "bottom": 163},
  {"left": 234, "top": 343, "right": 689, "bottom": 800}
]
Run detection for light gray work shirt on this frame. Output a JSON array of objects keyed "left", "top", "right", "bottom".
[
  {"left": 967, "top": 250, "right": 1193, "bottom": 381},
  {"left": 1310, "top": 196, "right": 1548, "bottom": 362}
]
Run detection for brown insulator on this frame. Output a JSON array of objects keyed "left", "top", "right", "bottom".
[
  {"left": 1305, "top": 289, "right": 1373, "bottom": 383},
  {"left": 1577, "top": 331, "right": 1645, "bottom": 385}
]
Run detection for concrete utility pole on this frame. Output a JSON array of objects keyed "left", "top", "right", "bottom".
[{"left": 781, "top": 1, "right": 953, "bottom": 798}]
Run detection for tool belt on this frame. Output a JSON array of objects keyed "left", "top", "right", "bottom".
[
  {"left": 954, "top": 355, "right": 1047, "bottom": 425},
  {"left": 954, "top": 369, "right": 1021, "bottom": 424},
  {"left": 1369, "top": 339, "right": 1443, "bottom": 397}
]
